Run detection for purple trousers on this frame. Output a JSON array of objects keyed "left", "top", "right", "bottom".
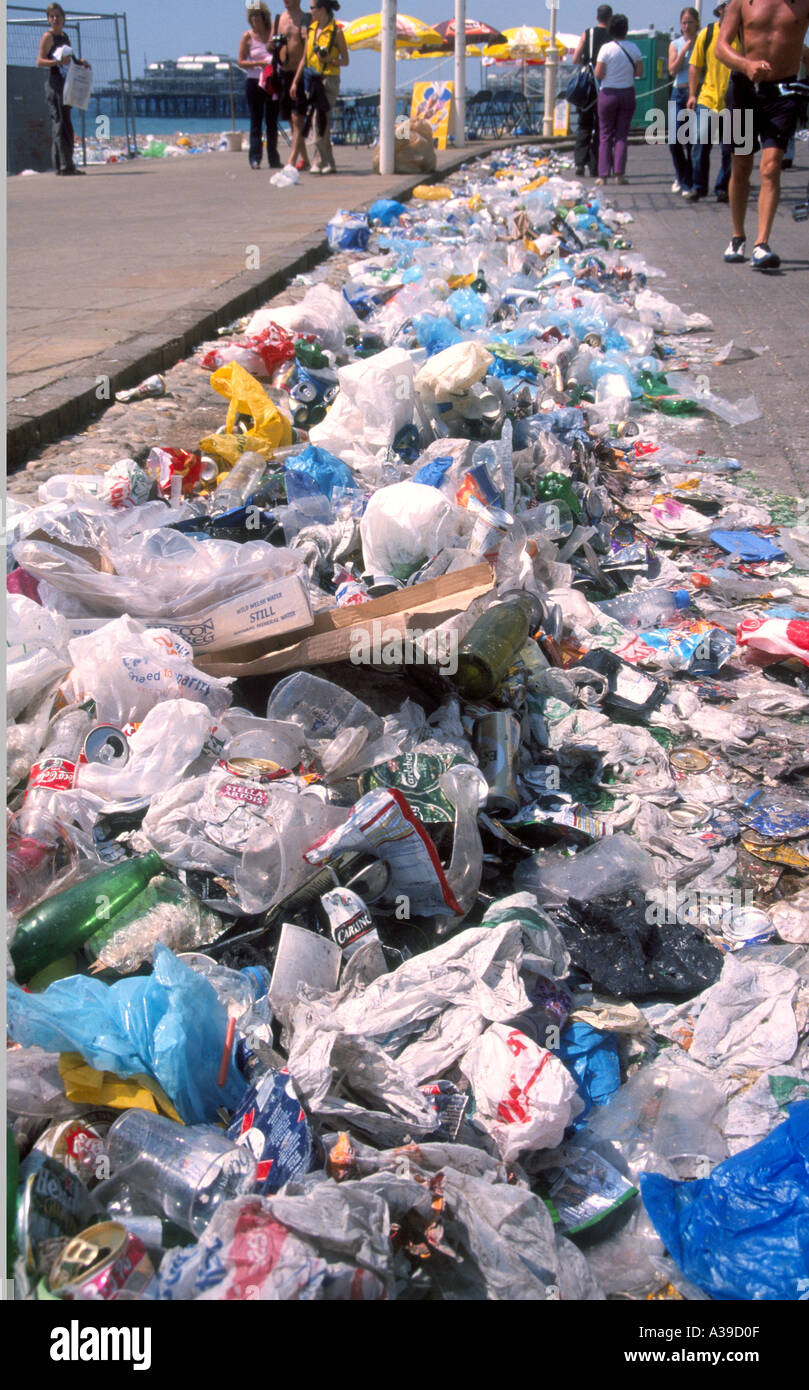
[{"left": 597, "top": 87, "right": 636, "bottom": 177}]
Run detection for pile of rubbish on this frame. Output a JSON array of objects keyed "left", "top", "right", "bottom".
[{"left": 7, "top": 145, "right": 809, "bottom": 1304}]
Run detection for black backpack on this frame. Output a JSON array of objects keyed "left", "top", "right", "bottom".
[{"left": 566, "top": 29, "right": 598, "bottom": 110}]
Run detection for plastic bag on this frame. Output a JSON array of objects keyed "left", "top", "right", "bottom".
[
  {"left": 414, "top": 341, "right": 493, "bottom": 403},
  {"left": 687, "top": 954, "right": 800, "bottom": 1069},
  {"left": 360, "top": 479, "right": 459, "bottom": 580},
  {"left": 6, "top": 944, "right": 246, "bottom": 1124},
  {"left": 460, "top": 1023, "right": 584, "bottom": 1162},
  {"left": 284, "top": 445, "right": 359, "bottom": 501},
  {"left": 557, "top": 1021, "right": 622, "bottom": 1122},
  {"left": 367, "top": 198, "right": 406, "bottom": 225},
  {"left": 548, "top": 888, "right": 724, "bottom": 1001},
  {"left": 63, "top": 617, "right": 232, "bottom": 725},
  {"left": 373, "top": 121, "right": 436, "bottom": 176},
  {"left": 326, "top": 211, "right": 370, "bottom": 252},
  {"left": 286, "top": 921, "right": 530, "bottom": 1104},
  {"left": 640, "top": 1102, "right": 809, "bottom": 1300},
  {"left": 246, "top": 284, "right": 359, "bottom": 353},
  {"left": 309, "top": 347, "right": 415, "bottom": 465},
  {"left": 202, "top": 362, "right": 293, "bottom": 465}
]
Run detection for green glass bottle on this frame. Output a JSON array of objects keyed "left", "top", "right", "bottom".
[
  {"left": 453, "top": 592, "right": 543, "bottom": 700},
  {"left": 10, "top": 851, "right": 164, "bottom": 984}
]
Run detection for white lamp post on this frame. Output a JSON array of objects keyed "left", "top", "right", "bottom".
[
  {"left": 454, "top": 0, "right": 466, "bottom": 149},
  {"left": 542, "top": 0, "right": 559, "bottom": 139},
  {"left": 379, "top": 0, "right": 397, "bottom": 174}
]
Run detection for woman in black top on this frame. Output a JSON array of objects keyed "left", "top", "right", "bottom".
[{"left": 37, "top": 3, "right": 90, "bottom": 175}]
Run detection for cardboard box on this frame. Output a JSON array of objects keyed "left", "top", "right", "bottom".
[
  {"left": 196, "top": 563, "right": 495, "bottom": 677},
  {"left": 60, "top": 575, "right": 313, "bottom": 653}
]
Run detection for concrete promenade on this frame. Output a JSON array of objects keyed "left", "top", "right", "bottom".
[
  {"left": 6, "top": 138, "right": 526, "bottom": 464},
  {"left": 6, "top": 136, "right": 809, "bottom": 500}
]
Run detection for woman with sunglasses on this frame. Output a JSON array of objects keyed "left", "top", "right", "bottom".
[
  {"left": 291, "top": 0, "right": 348, "bottom": 174},
  {"left": 238, "top": 2, "right": 281, "bottom": 168}
]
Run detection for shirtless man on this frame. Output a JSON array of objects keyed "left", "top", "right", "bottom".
[
  {"left": 716, "top": 0, "right": 809, "bottom": 268},
  {"left": 274, "top": 1, "right": 310, "bottom": 169}
]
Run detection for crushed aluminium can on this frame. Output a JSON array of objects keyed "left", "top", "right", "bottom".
[
  {"left": 48, "top": 1221, "right": 155, "bottom": 1300},
  {"left": 17, "top": 1152, "right": 96, "bottom": 1278},
  {"left": 115, "top": 373, "right": 166, "bottom": 403},
  {"left": 227, "top": 1069, "right": 314, "bottom": 1196}
]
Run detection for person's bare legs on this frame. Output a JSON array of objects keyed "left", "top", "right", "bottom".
[
  {"left": 755, "top": 145, "right": 784, "bottom": 245},
  {"left": 289, "top": 112, "right": 308, "bottom": 167},
  {"left": 730, "top": 151, "right": 754, "bottom": 238}
]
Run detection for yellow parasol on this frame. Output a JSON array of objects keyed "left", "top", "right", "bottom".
[
  {"left": 342, "top": 14, "right": 444, "bottom": 52},
  {"left": 469, "top": 25, "right": 567, "bottom": 60}
]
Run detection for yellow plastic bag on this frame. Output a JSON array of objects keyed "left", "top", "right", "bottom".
[
  {"left": 412, "top": 184, "right": 452, "bottom": 201},
  {"left": 58, "top": 1052, "right": 184, "bottom": 1123},
  {"left": 201, "top": 361, "right": 293, "bottom": 465}
]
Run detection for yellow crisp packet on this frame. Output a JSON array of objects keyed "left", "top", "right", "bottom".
[
  {"left": 58, "top": 1053, "right": 184, "bottom": 1124},
  {"left": 448, "top": 273, "right": 475, "bottom": 289}
]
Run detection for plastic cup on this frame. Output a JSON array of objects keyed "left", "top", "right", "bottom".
[{"left": 105, "top": 1111, "right": 257, "bottom": 1236}]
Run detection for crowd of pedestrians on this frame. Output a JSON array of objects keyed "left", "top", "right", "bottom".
[{"left": 572, "top": 0, "right": 809, "bottom": 270}]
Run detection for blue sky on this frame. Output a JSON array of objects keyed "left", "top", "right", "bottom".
[{"left": 126, "top": 1, "right": 680, "bottom": 89}]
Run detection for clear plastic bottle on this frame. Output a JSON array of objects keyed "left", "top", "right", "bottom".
[
  {"left": 210, "top": 451, "right": 267, "bottom": 516},
  {"left": 176, "top": 954, "right": 271, "bottom": 1021},
  {"left": 691, "top": 568, "right": 771, "bottom": 603},
  {"left": 596, "top": 587, "right": 690, "bottom": 630},
  {"left": 7, "top": 703, "right": 96, "bottom": 915}
]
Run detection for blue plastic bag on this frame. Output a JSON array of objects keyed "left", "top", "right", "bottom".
[
  {"left": 446, "top": 287, "right": 488, "bottom": 331},
  {"left": 640, "top": 1101, "right": 809, "bottom": 1300},
  {"left": 413, "top": 455, "right": 454, "bottom": 488},
  {"left": 413, "top": 314, "right": 462, "bottom": 356},
  {"left": 368, "top": 198, "right": 406, "bottom": 226},
  {"left": 285, "top": 444, "right": 358, "bottom": 501},
  {"left": 710, "top": 529, "right": 785, "bottom": 563},
  {"left": 557, "top": 1021, "right": 621, "bottom": 1125},
  {"left": 326, "top": 211, "right": 370, "bottom": 252},
  {"left": 6, "top": 944, "right": 246, "bottom": 1125}
]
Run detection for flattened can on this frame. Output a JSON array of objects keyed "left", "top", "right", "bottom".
[
  {"left": 48, "top": 1221, "right": 155, "bottom": 1301},
  {"left": 17, "top": 1152, "right": 96, "bottom": 1277},
  {"left": 33, "top": 1111, "right": 116, "bottom": 1188},
  {"left": 670, "top": 747, "right": 713, "bottom": 774}
]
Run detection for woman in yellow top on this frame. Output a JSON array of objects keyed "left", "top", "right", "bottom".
[{"left": 291, "top": 0, "right": 349, "bottom": 174}]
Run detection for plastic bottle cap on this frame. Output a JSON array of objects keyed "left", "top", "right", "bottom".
[{"left": 674, "top": 589, "right": 691, "bottom": 609}]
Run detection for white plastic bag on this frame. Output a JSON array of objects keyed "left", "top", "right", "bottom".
[
  {"left": 461, "top": 1023, "right": 584, "bottom": 1162},
  {"left": 63, "top": 616, "right": 232, "bottom": 725},
  {"left": 309, "top": 347, "right": 415, "bottom": 463},
  {"left": 414, "top": 341, "right": 493, "bottom": 403},
  {"left": 63, "top": 61, "right": 93, "bottom": 111},
  {"left": 247, "top": 284, "right": 359, "bottom": 353},
  {"left": 359, "top": 479, "right": 459, "bottom": 580}
]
